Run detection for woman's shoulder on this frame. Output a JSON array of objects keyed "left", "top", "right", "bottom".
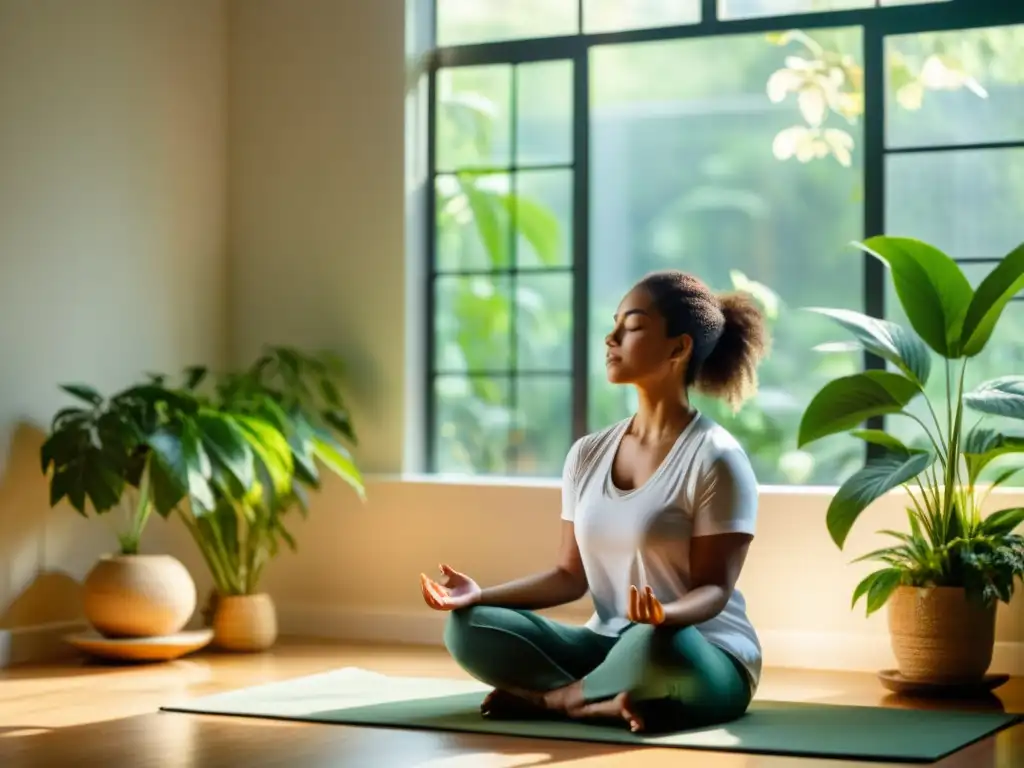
[{"left": 565, "top": 418, "right": 630, "bottom": 476}]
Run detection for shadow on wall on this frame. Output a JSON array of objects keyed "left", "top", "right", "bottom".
[{"left": 0, "top": 422, "right": 89, "bottom": 633}]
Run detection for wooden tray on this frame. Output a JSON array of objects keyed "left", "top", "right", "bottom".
[
  {"left": 65, "top": 629, "right": 213, "bottom": 662},
  {"left": 878, "top": 669, "right": 1010, "bottom": 698}
]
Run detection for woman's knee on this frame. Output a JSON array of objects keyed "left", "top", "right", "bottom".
[{"left": 443, "top": 605, "right": 514, "bottom": 662}]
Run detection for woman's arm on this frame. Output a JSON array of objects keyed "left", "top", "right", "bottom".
[
  {"left": 639, "top": 448, "right": 757, "bottom": 627},
  {"left": 657, "top": 532, "right": 752, "bottom": 626},
  {"left": 477, "top": 520, "right": 589, "bottom": 609}
]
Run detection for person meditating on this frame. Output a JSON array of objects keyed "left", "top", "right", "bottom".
[{"left": 419, "top": 270, "right": 769, "bottom": 734}]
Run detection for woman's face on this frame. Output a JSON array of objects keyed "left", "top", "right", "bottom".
[{"left": 604, "top": 286, "right": 691, "bottom": 386}]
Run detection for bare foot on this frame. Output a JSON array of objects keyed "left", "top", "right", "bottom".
[
  {"left": 567, "top": 692, "right": 645, "bottom": 733},
  {"left": 480, "top": 689, "right": 550, "bottom": 720}
]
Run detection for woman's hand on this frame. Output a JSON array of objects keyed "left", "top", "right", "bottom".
[
  {"left": 420, "top": 564, "right": 482, "bottom": 611},
  {"left": 628, "top": 585, "right": 665, "bottom": 626}
]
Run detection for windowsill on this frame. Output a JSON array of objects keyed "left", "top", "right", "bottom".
[{"left": 362, "top": 473, "right": 1024, "bottom": 497}]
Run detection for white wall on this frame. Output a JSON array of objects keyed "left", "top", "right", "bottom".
[{"left": 0, "top": 0, "right": 228, "bottom": 657}]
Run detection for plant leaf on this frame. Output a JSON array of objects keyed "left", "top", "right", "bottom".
[
  {"left": 980, "top": 507, "right": 1024, "bottom": 536},
  {"left": 850, "top": 429, "right": 910, "bottom": 453},
  {"left": 866, "top": 568, "right": 904, "bottom": 615},
  {"left": 312, "top": 436, "right": 366, "bottom": 499},
  {"left": 147, "top": 428, "right": 189, "bottom": 516},
  {"left": 964, "top": 376, "right": 1024, "bottom": 420},
  {"left": 962, "top": 426, "right": 1024, "bottom": 483},
  {"left": 197, "top": 411, "right": 255, "bottom": 492},
  {"left": 827, "top": 449, "right": 937, "bottom": 548},
  {"left": 185, "top": 366, "right": 208, "bottom": 390},
  {"left": 855, "top": 236, "right": 973, "bottom": 357},
  {"left": 500, "top": 193, "right": 562, "bottom": 266},
  {"left": 798, "top": 371, "right": 921, "bottom": 447},
  {"left": 805, "top": 307, "right": 931, "bottom": 385},
  {"left": 60, "top": 384, "right": 103, "bottom": 406},
  {"left": 181, "top": 421, "right": 215, "bottom": 513},
  {"left": 961, "top": 242, "right": 1024, "bottom": 356},
  {"left": 458, "top": 175, "right": 509, "bottom": 269}
]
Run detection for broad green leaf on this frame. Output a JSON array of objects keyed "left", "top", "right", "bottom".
[
  {"left": 60, "top": 384, "right": 103, "bottom": 406},
  {"left": 827, "top": 449, "right": 937, "bottom": 548},
  {"left": 851, "top": 568, "right": 903, "bottom": 614},
  {"left": 798, "top": 371, "right": 921, "bottom": 447},
  {"left": 197, "top": 411, "right": 255, "bottom": 491},
  {"left": 855, "top": 236, "right": 973, "bottom": 357},
  {"left": 84, "top": 462, "right": 124, "bottom": 514},
  {"left": 850, "top": 429, "right": 910, "bottom": 453},
  {"left": 961, "top": 242, "right": 1024, "bottom": 356},
  {"left": 236, "top": 416, "right": 293, "bottom": 496},
  {"left": 147, "top": 428, "right": 189, "bottom": 515},
  {"left": 988, "top": 466, "right": 1024, "bottom": 490},
  {"left": 323, "top": 409, "right": 357, "bottom": 444},
  {"left": 805, "top": 307, "right": 931, "bottom": 385},
  {"left": 185, "top": 366, "right": 208, "bottom": 390},
  {"left": 962, "top": 426, "right": 1024, "bottom": 483},
  {"left": 500, "top": 193, "right": 562, "bottom": 266},
  {"left": 458, "top": 175, "right": 509, "bottom": 269},
  {"left": 980, "top": 507, "right": 1024, "bottom": 536},
  {"left": 182, "top": 422, "right": 215, "bottom": 513},
  {"left": 964, "top": 376, "right": 1024, "bottom": 420},
  {"left": 866, "top": 568, "right": 904, "bottom": 615},
  {"left": 312, "top": 436, "right": 366, "bottom": 499}
]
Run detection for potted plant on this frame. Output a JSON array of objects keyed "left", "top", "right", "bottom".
[
  {"left": 176, "top": 347, "right": 365, "bottom": 652},
  {"left": 797, "top": 235, "right": 1024, "bottom": 685},
  {"left": 41, "top": 373, "right": 212, "bottom": 638}
]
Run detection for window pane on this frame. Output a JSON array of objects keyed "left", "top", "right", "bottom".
[
  {"left": 719, "top": 0, "right": 870, "bottom": 21},
  {"left": 436, "top": 0, "right": 578, "bottom": 47},
  {"left": 436, "top": 173, "right": 512, "bottom": 271},
  {"left": 886, "top": 25, "right": 1024, "bottom": 150},
  {"left": 515, "top": 170, "right": 573, "bottom": 268},
  {"left": 589, "top": 29, "right": 866, "bottom": 486},
  {"left": 885, "top": 149, "right": 1024, "bottom": 486},
  {"left": 511, "top": 376, "right": 574, "bottom": 476},
  {"left": 436, "top": 65, "right": 512, "bottom": 172},
  {"left": 516, "top": 61, "right": 573, "bottom": 167},
  {"left": 435, "top": 275, "right": 512, "bottom": 372},
  {"left": 434, "top": 375, "right": 512, "bottom": 474},
  {"left": 515, "top": 272, "right": 573, "bottom": 372},
  {"left": 886, "top": 149, "right": 1024, "bottom": 261},
  {"left": 583, "top": 0, "right": 699, "bottom": 34}
]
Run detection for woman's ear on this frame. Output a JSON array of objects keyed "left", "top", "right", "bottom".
[{"left": 670, "top": 335, "right": 692, "bottom": 361}]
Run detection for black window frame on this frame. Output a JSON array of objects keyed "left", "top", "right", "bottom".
[{"left": 421, "top": 0, "right": 1024, "bottom": 475}]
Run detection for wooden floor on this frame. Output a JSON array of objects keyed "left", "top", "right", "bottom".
[{"left": 0, "top": 638, "right": 1020, "bottom": 767}]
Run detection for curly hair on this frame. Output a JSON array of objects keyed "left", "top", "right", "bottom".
[{"left": 637, "top": 270, "right": 770, "bottom": 411}]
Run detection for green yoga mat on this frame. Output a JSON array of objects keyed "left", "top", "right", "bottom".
[{"left": 160, "top": 667, "right": 1020, "bottom": 763}]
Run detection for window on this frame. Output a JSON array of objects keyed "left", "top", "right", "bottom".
[
  {"left": 424, "top": 1, "right": 1024, "bottom": 483},
  {"left": 882, "top": 24, "right": 1024, "bottom": 468}
]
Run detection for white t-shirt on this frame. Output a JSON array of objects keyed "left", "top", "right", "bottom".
[{"left": 561, "top": 413, "right": 763, "bottom": 690}]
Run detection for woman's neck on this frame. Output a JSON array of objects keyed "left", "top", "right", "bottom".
[{"left": 631, "top": 385, "right": 694, "bottom": 443}]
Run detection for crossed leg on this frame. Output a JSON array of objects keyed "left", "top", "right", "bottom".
[{"left": 444, "top": 607, "right": 752, "bottom": 732}]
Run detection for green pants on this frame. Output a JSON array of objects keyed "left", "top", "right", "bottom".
[{"left": 444, "top": 606, "right": 752, "bottom": 729}]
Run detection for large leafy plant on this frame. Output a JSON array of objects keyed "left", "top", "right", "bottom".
[
  {"left": 178, "top": 346, "right": 365, "bottom": 599},
  {"left": 40, "top": 371, "right": 269, "bottom": 556},
  {"left": 797, "top": 236, "right": 1024, "bottom": 615}
]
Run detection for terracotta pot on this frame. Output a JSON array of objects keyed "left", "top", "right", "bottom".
[
  {"left": 887, "top": 585, "right": 996, "bottom": 683},
  {"left": 83, "top": 554, "right": 197, "bottom": 638},
  {"left": 213, "top": 593, "right": 278, "bottom": 652}
]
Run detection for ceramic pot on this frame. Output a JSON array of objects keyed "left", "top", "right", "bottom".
[
  {"left": 82, "top": 554, "right": 197, "bottom": 638},
  {"left": 887, "top": 585, "right": 996, "bottom": 683},
  {"left": 212, "top": 593, "right": 278, "bottom": 652}
]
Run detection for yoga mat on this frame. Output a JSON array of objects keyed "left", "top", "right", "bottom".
[{"left": 160, "top": 668, "right": 1021, "bottom": 763}]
